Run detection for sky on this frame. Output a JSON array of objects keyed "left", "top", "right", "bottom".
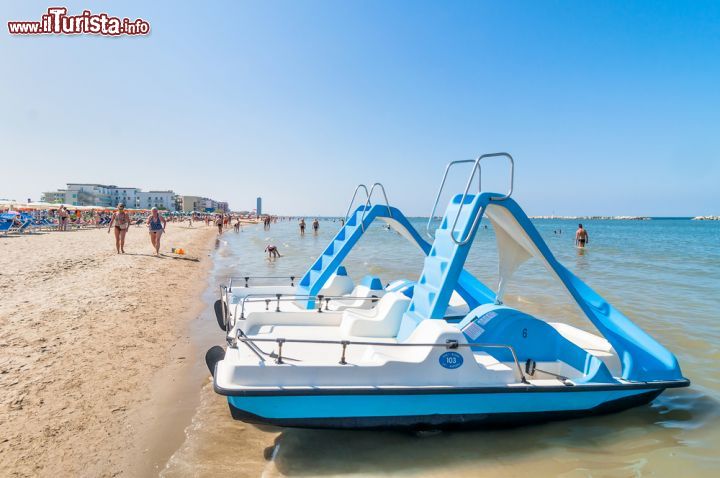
[{"left": 1, "top": 0, "right": 719, "bottom": 216}]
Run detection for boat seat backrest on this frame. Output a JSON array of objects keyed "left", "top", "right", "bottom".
[
  {"left": 330, "top": 280, "right": 386, "bottom": 310},
  {"left": 319, "top": 272, "right": 354, "bottom": 297},
  {"left": 458, "top": 305, "right": 614, "bottom": 383},
  {"left": 340, "top": 292, "right": 411, "bottom": 338}
]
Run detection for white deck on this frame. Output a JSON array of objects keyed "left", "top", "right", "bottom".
[{"left": 217, "top": 283, "right": 621, "bottom": 392}]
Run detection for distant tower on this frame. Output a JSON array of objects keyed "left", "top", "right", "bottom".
[{"left": 256, "top": 197, "right": 262, "bottom": 216}]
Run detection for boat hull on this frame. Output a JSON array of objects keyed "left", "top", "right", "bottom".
[{"left": 219, "top": 380, "right": 689, "bottom": 430}]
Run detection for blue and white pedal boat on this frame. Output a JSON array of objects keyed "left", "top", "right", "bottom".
[
  {"left": 216, "top": 182, "right": 478, "bottom": 329},
  {"left": 208, "top": 153, "right": 689, "bottom": 430}
]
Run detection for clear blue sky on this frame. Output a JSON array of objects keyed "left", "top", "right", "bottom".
[{"left": 2, "top": 0, "right": 718, "bottom": 216}]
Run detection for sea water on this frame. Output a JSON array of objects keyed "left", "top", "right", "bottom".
[{"left": 163, "top": 218, "right": 720, "bottom": 477}]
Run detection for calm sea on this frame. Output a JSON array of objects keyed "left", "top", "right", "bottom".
[{"left": 163, "top": 217, "right": 720, "bottom": 477}]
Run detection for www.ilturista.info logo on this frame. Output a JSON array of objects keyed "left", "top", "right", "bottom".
[{"left": 8, "top": 7, "right": 150, "bottom": 36}]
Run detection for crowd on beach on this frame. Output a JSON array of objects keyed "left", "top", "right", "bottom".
[
  {"left": 4, "top": 204, "right": 593, "bottom": 259},
  {"left": 0, "top": 203, "right": 278, "bottom": 256}
]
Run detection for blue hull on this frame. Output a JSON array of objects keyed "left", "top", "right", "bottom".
[{"left": 220, "top": 380, "right": 688, "bottom": 430}]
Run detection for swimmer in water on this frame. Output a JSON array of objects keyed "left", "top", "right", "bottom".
[
  {"left": 265, "top": 244, "right": 281, "bottom": 258},
  {"left": 575, "top": 223, "right": 589, "bottom": 248},
  {"left": 299, "top": 218, "right": 306, "bottom": 236}
]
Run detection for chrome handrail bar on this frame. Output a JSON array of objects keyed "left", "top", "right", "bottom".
[
  {"left": 426, "top": 153, "right": 514, "bottom": 243},
  {"left": 425, "top": 159, "right": 479, "bottom": 239},
  {"left": 233, "top": 293, "right": 319, "bottom": 325},
  {"left": 228, "top": 275, "right": 298, "bottom": 290},
  {"left": 359, "top": 182, "right": 393, "bottom": 232},
  {"left": 219, "top": 285, "right": 230, "bottom": 329},
  {"left": 232, "top": 293, "right": 383, "bottom": 325},
  {"left": 230, "top": 328, "right": 267, "bottom": 362},
  {"left": 236, "top": 335, "right": 528, "bottom": 383},
  {"left": 449, "top": 153, "right": 515, "bottom": 246},
  {"left": 344, "top": 184, "right": 371, "bottom": 222},
  {"left": 229, "top": 293, "right": 380, "bottom": 331}
]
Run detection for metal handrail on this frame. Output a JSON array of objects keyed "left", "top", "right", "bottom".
[
  {"left": 228, "top": 275, "right": 298, "bottom": 290},
  {"left": 359, "top": 183, "right": 392, "bottom": 232},
  {"left": 344, "top": 184, "right": 371, "bottom": 223},
  {"left": 233, "top": 328, "right": 267, "bottom": 362},
  {"left": 425, "top": 153, "right": 514, "bottom": 243},
  {"left": 233, "top": 293, "right": 317, "bottom": 324},
  {"left": 426, "top": 159, "right": 479, "bottom": 239},
  {"left": 235, "top": 335, "right": 529, "bottom": 384},
  {"left": 232, "top": 293, "right": 383, "bottom": 325},
  {"left": 219, "top": 285, "right": 230, "bottom": 329},
  {"left": 226, "top": 293, "right": 383, "bottom": 345},
  {"left": 448, "top": 152, "right": 514, "bottom": 245}
]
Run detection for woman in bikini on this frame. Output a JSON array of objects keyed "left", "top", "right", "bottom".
[
  {"left": 147, "top": 207, "right": 167, "bottom": 255},
  {"left": 107, "top": 203, "right": 130, "bottom": 253},
  {"left": 216, "top": 214, "right": 224, "bottom": 235}
]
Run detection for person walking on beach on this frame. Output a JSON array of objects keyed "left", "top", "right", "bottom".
[
  {"left": 575, "top": 224, "right": 589, "bottom": 248},
  {"left": 216, "top": 214, "right": 224, "bottom": 235},
  {"left": 265, "top": 244, "right": 281, "bottom": 258},
  {"left": 299, "top": 218, "right": 306, "bottom": 236},
  {"left": 312, "top": 218, "right": 319, "bottom": 234},
  {"left": 147, "top": 207, "right": 167, "bottom": 255},
  {"left": 108, "top": 203, "right": 130, "bottom": 254},
  {"left": 57, "top": 205, "right": 69, "bottom": 231}
]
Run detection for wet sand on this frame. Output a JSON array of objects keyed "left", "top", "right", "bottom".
[{"left": 0, "top": 223, "right": 216, "bottom": 477}]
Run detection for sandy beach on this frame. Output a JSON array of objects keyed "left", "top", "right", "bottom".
[{"left": 0, "top": 223, "right": 216, "bottom": 477}]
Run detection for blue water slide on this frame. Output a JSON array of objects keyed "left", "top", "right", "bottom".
[
  {"left": 493, "top": 197, "right": 683, "bottom": 382},
  {"left": 399, "top": 191, "right": 683, "bottom": 382},
  {"left": 398, "top": 193, "right": 489, "bottom": 339},
  {"left": 296, "top": 204, "right": 495, "bottom": 308}
]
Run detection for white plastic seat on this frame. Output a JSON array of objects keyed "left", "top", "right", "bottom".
[
  {"left": 319, "top": 272, "right": 355, "bottom": 297},
  {"left": 328, "top": 284, "right": 385, "bottom": 310},
  {"left": 340, "top": 292, "right": 411, "bottom": 338}
]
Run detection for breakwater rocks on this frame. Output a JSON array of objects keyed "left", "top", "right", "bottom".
[{"left": 692, "top": 216, "right": 720, "bottom": 221}]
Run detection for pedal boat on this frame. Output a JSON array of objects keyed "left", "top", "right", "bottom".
[
  {"left": 208, "top": 153, "right": 689, "bottom": 430},
  {"left": 216, "top": 183, "right": 487, "bottom": 330}
]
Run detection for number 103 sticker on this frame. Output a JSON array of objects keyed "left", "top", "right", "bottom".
[{"left": 438, "top": 351, "right": 464, "bottom": 369}]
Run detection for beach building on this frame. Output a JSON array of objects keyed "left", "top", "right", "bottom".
[
  {"left": 42, "top": 183, "right": 179, "bottom": 210},
  {"left": 109, "top": 187, "right": 140, "bottom": 208},
  {"left": 179, "top": 195, "right": 228, "bottom": 213},
  {"left": 41, "top": 183, "right": 114, "bottom": 207},
  {"left": 137, "top": 190, "right": 175, "bottom": 210},
  {"left": 41, "top": 189, "right": 74, "bottom": 204},
  {"left": 256, "top": 197, "right": 262, "bottom": 216},
  {"left": 179, "top": 195, "right": 204, "bottom": 213}
]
